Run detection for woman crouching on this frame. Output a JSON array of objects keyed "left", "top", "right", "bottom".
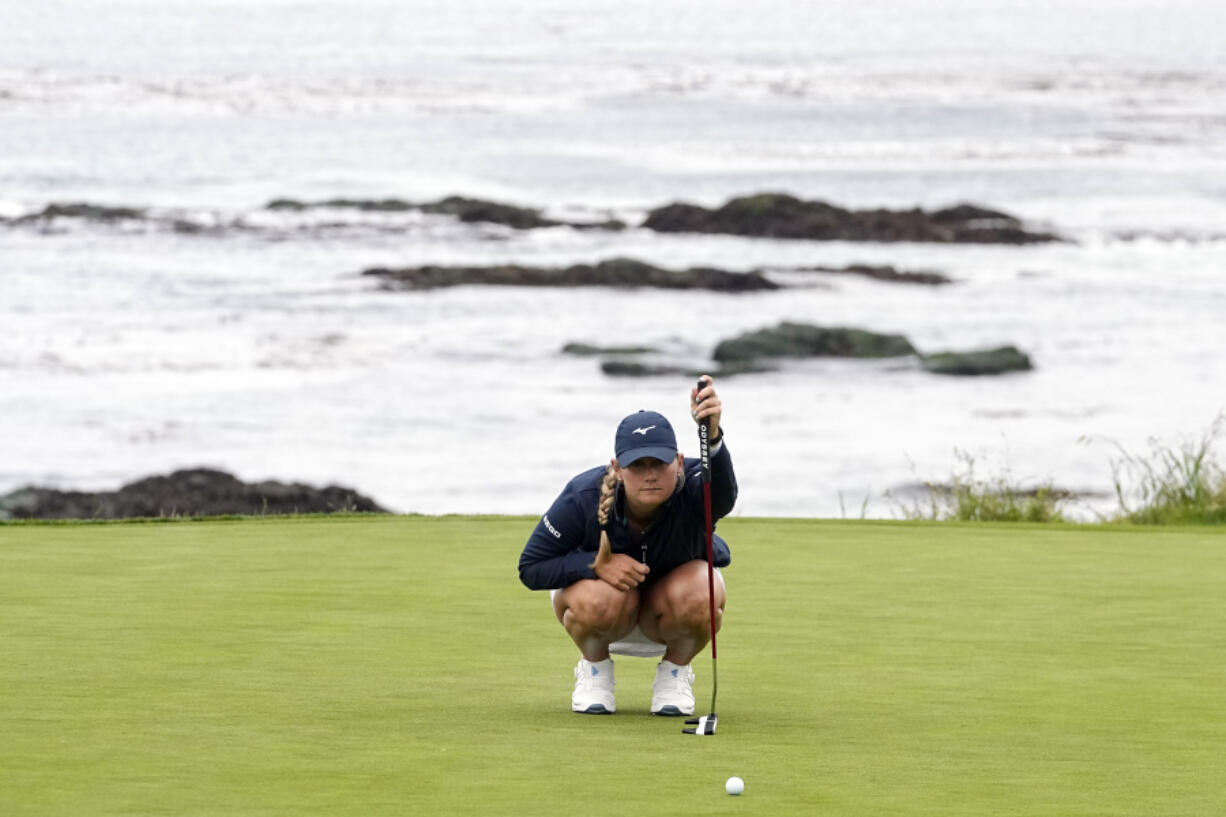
[{"left": 517, "top": 377, "right": 737, "bottom": 715}]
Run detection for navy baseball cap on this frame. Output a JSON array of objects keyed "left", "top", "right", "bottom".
[{"left": 615, "top": 410, "right": 678, "bottom": 466}]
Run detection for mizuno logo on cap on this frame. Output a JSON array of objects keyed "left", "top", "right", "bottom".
[{"left": 632, "top": 426, "right": 656, "bottom": 435}]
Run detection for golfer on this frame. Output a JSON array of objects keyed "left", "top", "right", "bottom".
[{"left": 518, "top": 377, "right": 737, "bottom": 715}]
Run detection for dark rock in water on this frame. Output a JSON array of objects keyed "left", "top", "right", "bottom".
[
  {"left": 642, "top": 193, "right": 1060, "bottom": 244},
  {"left": 921, "top": 346, "right": 1034, "bottom": 376},
  {"left": 0, "top": 469, "right": 386, "bottom": 520},
  {"left": 928, "top": 204, "right": 1058, "bottom": 243},
  {"left": 600, "top": 359, "right": 776, "bottom": 379},
  {"left": 640, "top": 202, "right": 723, "bottom": 234},
  {"left": 418, "top": 196, "right": 560, "bottom": 229},
  {"left": 574, "top": 218, "right": 628, "bottom": 231},
  {"left": 265, "top": 195, "right": 623, "bottom": 231},
  {"left": 801, "top": 264, "right": 953, "bottom": 286},
  {"left": 563, "top": 343, "right": 656, "bottom": 356},
  {"left": 268, "top": 197, "right": 418, "bottom": 212},
  {"left": 266, "top": 198, "right": 312, "bottom": 211},
  {"left": 266, "top": 198, "right": 308, "bottom": 210},
  {"left": 10, "top": 203, "right": 148, "bottom": 224},
  {"left": 601, "top": 361, "right": 691, "bottom": 378},
  {"left": 952, "top": 225, "right": 1054, "bottom": 244},
  {"left": 929, "top": 204, "right": 1016, "bottom": 224},
  {"left": 714, "top": 322, "right": 918, "bottom": 362},
  {"left": 364, "top": 257, "right": 780, "bottom": 292}
]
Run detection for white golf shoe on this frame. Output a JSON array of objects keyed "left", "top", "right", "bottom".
[
  {"left": 572, "top": 658, "right": 616, "bottom": 714},
  {"left": 651, "top": 659, "right": 695, "bottom": 716}
]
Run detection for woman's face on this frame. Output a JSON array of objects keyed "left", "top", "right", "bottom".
[{"left": 615, "top": 454, "right": 684, "bottom": 515}]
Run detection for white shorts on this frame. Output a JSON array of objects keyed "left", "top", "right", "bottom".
[{"left": 550, "top": 568, "right": 725, "bottom": 658}]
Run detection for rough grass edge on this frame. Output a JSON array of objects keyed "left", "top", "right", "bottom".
[
  {"left": 889, "top": 450, "right": 1069, "bottom": 523},
  {"left": 1109, "top": 413, "right": 1226, "bottom": 525}
]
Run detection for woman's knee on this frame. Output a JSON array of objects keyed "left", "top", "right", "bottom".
[
  {"left": 559, "top": 581, "right": 640, "bottom": 630},
  {"left": 650, "top": 561, "right": 726, "bottom": 627}
]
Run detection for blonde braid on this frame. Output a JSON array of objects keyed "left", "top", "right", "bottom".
[{"left": 590, "top": 464, "right": 619, "bottom": 569}]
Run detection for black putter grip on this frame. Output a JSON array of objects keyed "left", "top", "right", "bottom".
[{"left": 696, "top": 378, "right": 711, "bottom": 483}]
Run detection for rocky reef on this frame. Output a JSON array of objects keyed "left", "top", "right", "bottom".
[
  {"left": 714, "top": 322, "right": 919, "bottom": 362},
  {"left": 0, "top": 469, "right": 386, "bottom": 521},
  {"left": 364, "top": 257, "right": 780, "bottom": 292},
  {"left": 920, "top": 346, "right": 1034, "bottom": 376},
  {"left": 643, "top": 194, "right": 1060, "bottom": 244}
]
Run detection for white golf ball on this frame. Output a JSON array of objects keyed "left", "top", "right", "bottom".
[{"left": 725, "top": 776, "right": 745, "bottom": 795}]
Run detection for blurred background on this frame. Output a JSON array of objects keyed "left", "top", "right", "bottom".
[{"left": 2, "top": 0, "right": 1224, "bottom": 518}]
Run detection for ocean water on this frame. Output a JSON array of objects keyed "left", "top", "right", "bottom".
[{"left": 2, "top": 0, "right": 1224, "bottom": 518}]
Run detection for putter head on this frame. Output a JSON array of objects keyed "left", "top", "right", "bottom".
[{"left": 682, "top": 713, "right": 718, "bottom": 735}]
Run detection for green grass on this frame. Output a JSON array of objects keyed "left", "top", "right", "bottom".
[
  {"left": 2, "top": 516, "right": 1224, "bottom": 816},
  {"left": 897, "top": 451, "right": 1068, "bottom": 523},
  {"left": 1111, "top": 418, "right": 1226, "bottom": 525}
]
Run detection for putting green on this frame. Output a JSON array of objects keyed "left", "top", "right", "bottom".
[{"left": 1, "top": 517, "right": 1223, "bottom": 816}]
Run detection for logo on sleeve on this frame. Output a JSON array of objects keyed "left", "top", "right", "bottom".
[{"left": 542, "top": 514, "right": 562, "bottom": 539}]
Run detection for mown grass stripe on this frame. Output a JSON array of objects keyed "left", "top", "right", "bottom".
[{"left": 1, "top": 518, "right": 1222, "bottom": 816}]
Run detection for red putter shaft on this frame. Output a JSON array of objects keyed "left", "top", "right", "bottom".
[{"left": 685, "top": 377, "right": 719, "bottom": 735}]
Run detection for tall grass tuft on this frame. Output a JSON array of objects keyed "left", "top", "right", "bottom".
[
  {"left": 1111, "top": 415, "right": 1226, "bottom": 525},
  {"left": 897, "top": 451, "right": 1067, "bottom": 523}
]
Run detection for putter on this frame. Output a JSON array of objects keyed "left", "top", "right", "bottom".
[{"left": 684, "top": 377, "right": 719, "bottom": 736}]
